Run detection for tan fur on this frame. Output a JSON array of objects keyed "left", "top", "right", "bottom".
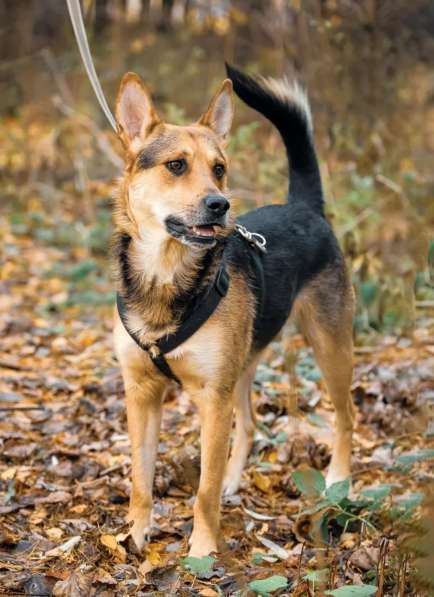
[
  {"left": 292, "top": 264, "right": 355, "bottom": 485},
  {"left": 112, "top": 73, "right": 355, "bottom": 557}
]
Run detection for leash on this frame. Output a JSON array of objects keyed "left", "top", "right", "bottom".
[{"left": 66, "top": 0, "right": 117, "bottom": 131}]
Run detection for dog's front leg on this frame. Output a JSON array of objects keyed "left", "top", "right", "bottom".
[
  {"left": 189, "top": 386, "right": 234, "bottom": 557},
  {"left": 124, "top": 377, "right": 164, "bottom": 550}
]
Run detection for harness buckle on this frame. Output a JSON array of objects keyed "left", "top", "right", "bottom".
[
  {"left": 235, "top": 224, "right": 267, "bottom": 253},
  {"left": 148, "top": 344, "right": 161, "bottom": 359}
]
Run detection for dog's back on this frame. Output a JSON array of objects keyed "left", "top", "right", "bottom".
[{"left": 224, "top": 66, "right": 345, "bottom": 351}]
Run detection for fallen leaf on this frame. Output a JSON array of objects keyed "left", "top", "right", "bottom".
[
  {"left": 1, "top": 467, "right": 17, "bottom": 481},
  {"left": 199, "top": 588, "right": 219, "bottom": 597},
  {"left": 243, "top": 507, "right": 276, "bottom": 521},
  {"left": 257, "top": 536, "right": 289, "bottom": 560},
  {"left": 45, "top": 535, "right": 81, "bottom": 557},
  {"left": 100, "top": 533, "right": 126, "bottom": 562},
  {"left": 253, "top": 471, "right": 272, "bottom": 492},
  {"left": 93, "top": 568, "right": 117, "bottom": 585},
  {"left": 249, "top": 575, "right": 288, "bottom": 596},
  {"left": 46, "top": 528, "right": 64, "bottom": 541},
  {"left": 53, "top": 571, "right": 92, "bottom": 597},
  {"left": 100, "top": 534, "right": 117, "bottom": 551},
  {"left": 23, "top": 574, "right": 52, "bottom": 596}
]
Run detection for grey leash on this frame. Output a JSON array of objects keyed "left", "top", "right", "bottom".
[{"left": 66, "top": 0, "right": 117, "bottom": 131}]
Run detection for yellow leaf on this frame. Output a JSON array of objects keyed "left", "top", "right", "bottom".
[
  {"left": 70, "top": 504, "right": 87, "bottom": 514},
  {"left": 116, "top": 543, "right": 127, "bottom": 563},
  {"left": 1, "top": 467, "right": 16, "bottom": 481},
  {"left": 100, "top": 534, "right": 127, "bottom": 562},
  {"left": 200, "top": 589, "right": 219, "bottom": 597},
  {"left": 253, "top": 471, "right": 272, "bottom": 493},
  {"left": 46, "top": 528, "right": 64, "bottom": 541},
  {"left": 147, "top": 545, "right": 162, "bottom": 566},
  {"left": 100, "top": 534, "right": 117, "bottom": 551},
  {"left": 268, "top": 450, "right": 278, "bottom": 464}
]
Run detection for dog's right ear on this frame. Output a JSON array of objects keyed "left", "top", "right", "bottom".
[{"left": 115, "top": 72, "right": 160, "bottom": 150}]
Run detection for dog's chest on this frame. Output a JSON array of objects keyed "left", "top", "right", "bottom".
[{"left": 165, "top": 318, "right": 224, "bottom": 382}]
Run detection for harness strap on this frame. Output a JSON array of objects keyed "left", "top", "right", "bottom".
[
  {"left": 117, "top": 294, "right": 181, "bottom": 384},
  {"left": 116, "top": 263, "right": 230, "bottom": 386},
  {"left": 156, "top": 264, "right": 229, "bottom": 354},
  {"left": 249, "top": 245, "right": 266, "bottom": 317}
]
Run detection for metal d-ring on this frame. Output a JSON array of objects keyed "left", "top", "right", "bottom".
[{"left": 235, "top": 224, "right": 267, "bottom": 253}]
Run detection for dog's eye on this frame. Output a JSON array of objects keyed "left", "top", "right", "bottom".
[
  {"left": 166, "top": 159, "right": 187, "bottom": 176},
  {"left": 213, "top": 164, "right": 226, "bottom": 180}
]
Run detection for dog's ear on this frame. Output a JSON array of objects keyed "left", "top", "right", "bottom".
[
  {"left": 198, "top": 79, "right": 233, "bottom": 144},
  {"left": 116, "top": 72, "right": 160, "bottom": 149}
]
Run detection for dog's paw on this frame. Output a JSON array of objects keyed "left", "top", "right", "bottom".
[
  {"left": 325, "top": 469, "right": 351, "bottom": 489},
  {"left": 188, "top": 532, "right": 218, "bottom": 557},
  {"left": 126, "top": 509, "right": 152, "bottom": 551},
  {"left": 223, "top": 458, "right": 246, "bottom": 496},
  {"left": 222, "top": 474, "right": 241, "bottom": 497}
]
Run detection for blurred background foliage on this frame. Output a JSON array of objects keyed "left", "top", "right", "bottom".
[{"left": 1, "top": 0, "right": 433, "bottom": 341}]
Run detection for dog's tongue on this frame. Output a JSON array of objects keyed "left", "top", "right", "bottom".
[{"left": 193, "top": 225, "right": 215, "bottom": 237}]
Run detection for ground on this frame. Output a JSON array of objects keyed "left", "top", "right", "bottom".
[{"left": 1, "top": 210, "right": 433, "bottom": 596}]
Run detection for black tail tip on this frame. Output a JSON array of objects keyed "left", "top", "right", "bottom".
[
  {"left": 224, "top": 61, "right": 233, "bottom": 77},
  {"left": 225, "top": 62, "right": 241, "bottom": 84},
  {"left": 224, "top": 63, "right": 263, "bottom": 101}
]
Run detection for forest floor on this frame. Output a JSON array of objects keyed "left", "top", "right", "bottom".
[{"left": 1, "top": 208, "right": 434, "bottom": 597}]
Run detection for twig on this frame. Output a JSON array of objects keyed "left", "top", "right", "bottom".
[
  {"left": 77, "top": 476, "right": 109, "bottom": 489},
  {"left": 98, "top": 463, "right": 124, "bottom": 476},
  {"left": 398, "top": 554, "right": 407, "bottom": 597},
  {"left": 0, "top": 406, "right": 49, "bottom": 412},
  {"left": 376, "top": 537, "right": 389, "bottom": 597},
  {"left": 416, "top": 301, "right": 434, "bottom": 309},
  {"left": 328, "top": 558, "right": 337, "bottom": 591},
  {"left": 297, "top": 542, "right": 305, "bottom": 581},
  {"left": 41, "top": 48, "right": 74, "bottom": 105},
  {"left": 375, "top": 174, "right": 403, "bottom": 196},
  {"left": 52, "top": 96, "right": 123, "bottom": 169},
  {"left": 0, "top": 360, "right": 31, "bottom": 372},
  {"left": 354, "top": 346, "right": 381, "bottom": 354},
  {"left": 337, "top": 207, "right": 375, "bottom": 238}
]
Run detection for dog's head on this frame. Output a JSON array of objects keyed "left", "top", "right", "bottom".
[{"left": 115, "top": 72, "right": 234, "bottom": 248}]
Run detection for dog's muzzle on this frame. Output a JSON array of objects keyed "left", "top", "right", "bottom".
[{"left": 165, "top": 195, "right": 230, "bottom": 245}]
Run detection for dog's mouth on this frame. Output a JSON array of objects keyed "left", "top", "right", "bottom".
[{"left": 165, "top": 217, "right": 224, "bottom": 245}]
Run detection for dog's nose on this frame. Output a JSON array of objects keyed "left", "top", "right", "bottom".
[{"left": 203, "top": 195, "right": 230, "bottom": 216}]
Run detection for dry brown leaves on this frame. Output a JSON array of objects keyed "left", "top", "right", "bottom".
[{"left": 1, "top": 191, "right": 433, "bottom": 596}]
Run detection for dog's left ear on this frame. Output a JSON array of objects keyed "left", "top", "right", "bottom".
[
  {"left": 198, "top": 79, "right": 233, "bottom": 144},
  {"left": 116, "top": 72, "right": 161, "bottom": 151}
]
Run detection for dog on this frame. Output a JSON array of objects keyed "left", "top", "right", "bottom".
[{"left": 112, "top": 64, "right": 355, "bottom": 557}]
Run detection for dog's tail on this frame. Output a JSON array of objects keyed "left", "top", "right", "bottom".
[{"left": 225, "top": 64, "right": 323, "bottom": 214}]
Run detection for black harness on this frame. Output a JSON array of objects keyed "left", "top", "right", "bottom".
[{"left": 117, "top": 226, "right": 266, "bottom": 387}]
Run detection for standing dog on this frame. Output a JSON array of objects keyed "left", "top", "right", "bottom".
[{"left": 112, "top": 65, "right": 355, "bottom": 557}]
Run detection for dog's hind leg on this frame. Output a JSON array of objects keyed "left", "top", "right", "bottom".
[
  {"left": 293, "top": 262, "right": 355, "bottom": 487},
  {"left": 223, "top": 359, "right": 259, "bottom": 496}
]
